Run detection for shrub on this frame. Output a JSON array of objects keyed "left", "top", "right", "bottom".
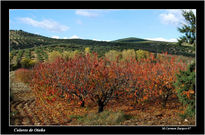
[
  {"left": 104, "top": 50, "right": 121, "bottom": 61},
  {"left": 28, "top": 59, "right": 37, "bottom": 67},
  {"left": 20, "top": 58, "right": 36, "bottom": 69},
  {"left": 15, "top": 68, "right": 32, "bottom": 84},
  {"left": 62, "top": 50, "right": 81, "bottom": 60},
  {"left": 121, "top": 49, "right": 136, "bottom": 61},
  {"left": 175, "top": 62, "right": 195, "bottom": 117},
  {"left": 48, "top": 51, "right": 62, "bottom": 62},
  {"left": 136, "top": 49, "right": 150, "bottom": 60},
  {"left": 84, "top": 47, "right": 90, "bottom": 54}
]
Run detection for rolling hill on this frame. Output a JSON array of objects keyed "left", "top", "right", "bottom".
[
  {"left": 9, "top": 30, "right": 195, "bottom": 57},
  {"left": 112, "top": 37, "right": 149, "bottom": 43}
]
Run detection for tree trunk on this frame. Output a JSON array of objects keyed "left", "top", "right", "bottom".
[
  {"left": 162, "top": 95, "right": 169, "bottom": 108},
  {"left": 98, "top": 100, "right": 104, "bottom": 113},
  {"left": 80, "top": 100, "right": 85, "bottom": 107}
]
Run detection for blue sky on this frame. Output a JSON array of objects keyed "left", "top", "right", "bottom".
[{"left": 9, "top": 9, "right": 196, "bottom": 42}]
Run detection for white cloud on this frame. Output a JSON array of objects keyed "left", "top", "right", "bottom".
[
  {"left": 103, "top": 40, "right": 110, "bottom": 42},
  {"left": 159, "top": 10, "right": 182, "bottom": 25},
  {"left": 63, "top": 37, "right": 68, "bottom": 39},
  {"left": 75, "top": 10, "right": 99, "bottom": 17},
  {"left": 69, "top": 35, "right": 80, "bottom": 39},
  {"left": 160, "top": 13, "right": 180, "bottom": 25},
  {"left": 19, "top": 17, "right": 69, "bottom": 32},
  {"left": 159, "top": 9, "right": 196, "bottom": 25},
  {"left": 51, "top": 36, "right": 60, "bottom": 39},
  {"left": 93, "top": 38, "right": 110, "bottom": 42},
  {"left": 145, "top": 37, "right": 177, "bottom": 42}
]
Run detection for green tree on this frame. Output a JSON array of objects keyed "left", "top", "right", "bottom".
[
  {"left": 174, "top": 61, "right": 195, "bottom": 117},
  {"left": 177, "top": 10, "right": 196, "bottom": 46}
]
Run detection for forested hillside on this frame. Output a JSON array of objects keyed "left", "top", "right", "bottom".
[{"left": 10, "top": 30, "right": 195, "bottom": 57}]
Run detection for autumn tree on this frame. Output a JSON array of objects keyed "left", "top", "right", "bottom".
[
  {"left": 31, "top": 53, "right": 135, "bottom": 113},
  {"left": 132, "top": 53, "right": 187, "bottom": 107},
  {"left": 31, "top": 54, "right": 93, "bottom": 108},
  {"left": 30, "top": 51, "right": 188, "bottom": 116},
  {"left": 87, "top": 56, "right": 134, "bottom": 113}
]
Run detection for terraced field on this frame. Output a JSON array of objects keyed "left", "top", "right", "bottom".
[{"left": 10, "top": 72, "right": 72, "bottom": 125}]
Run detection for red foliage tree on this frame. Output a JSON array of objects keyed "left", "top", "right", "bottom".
[
  {"left": 86, "top": 56, "right": 134, "bottom": 112},
  {"left": 30, "top": 51, "right": 187, "bottom": 117},
  {"left": 132, "top": 53, "right": 187, "bottom": 107}
]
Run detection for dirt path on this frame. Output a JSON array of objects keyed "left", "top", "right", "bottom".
[{"left": 10, "top": 71, "right": 58, "bottom": 125}]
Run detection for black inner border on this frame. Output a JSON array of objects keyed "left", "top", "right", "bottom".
[{"left": 1, "top": 1, "right": 204, "bottom": 134}]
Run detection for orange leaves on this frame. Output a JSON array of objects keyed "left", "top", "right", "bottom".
[
  {"left": 189, "top": 90, "right": 195, "bottom": 94},
  {"left": 182, "top": 90, "right": 195, "bottom": 99},
  {"left": 159, "top": 90, "right": 163, "bottom": 95},
  {"left": 129, "top": 52, "right": 187, "bottom": 103},
  {"left": 143, "top": 95, "right": 148, "bottom": 100},
  {"left": 29, "top": 51, "right": 188, "bottom": 120}
]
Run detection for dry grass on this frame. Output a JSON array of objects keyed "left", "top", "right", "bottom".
[{"left": 74, "top": 110, "right": 131, "bottom": 125}]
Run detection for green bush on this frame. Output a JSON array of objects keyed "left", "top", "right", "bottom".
[
  {"left": 175, "top": 61, "right": 195, "bottom": 118},
  {"left": 28, "top": 59, "right": 37, "bottom": 67},
  {"left": 77, "top": 111, "right": 131, "bottom": 125},
  {"left": 20, "top": 58, "right": 36, "bottom": 69}
]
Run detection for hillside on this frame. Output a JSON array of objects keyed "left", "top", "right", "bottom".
[
  {"left": 10, "top": 30, "right": 120, "bottom": 50},
  {"left": 9, "top": 30, "right": 195, "bottom": 57},
  {"left": 113, "top": 37, "right": 149, "bottom": 43}
]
